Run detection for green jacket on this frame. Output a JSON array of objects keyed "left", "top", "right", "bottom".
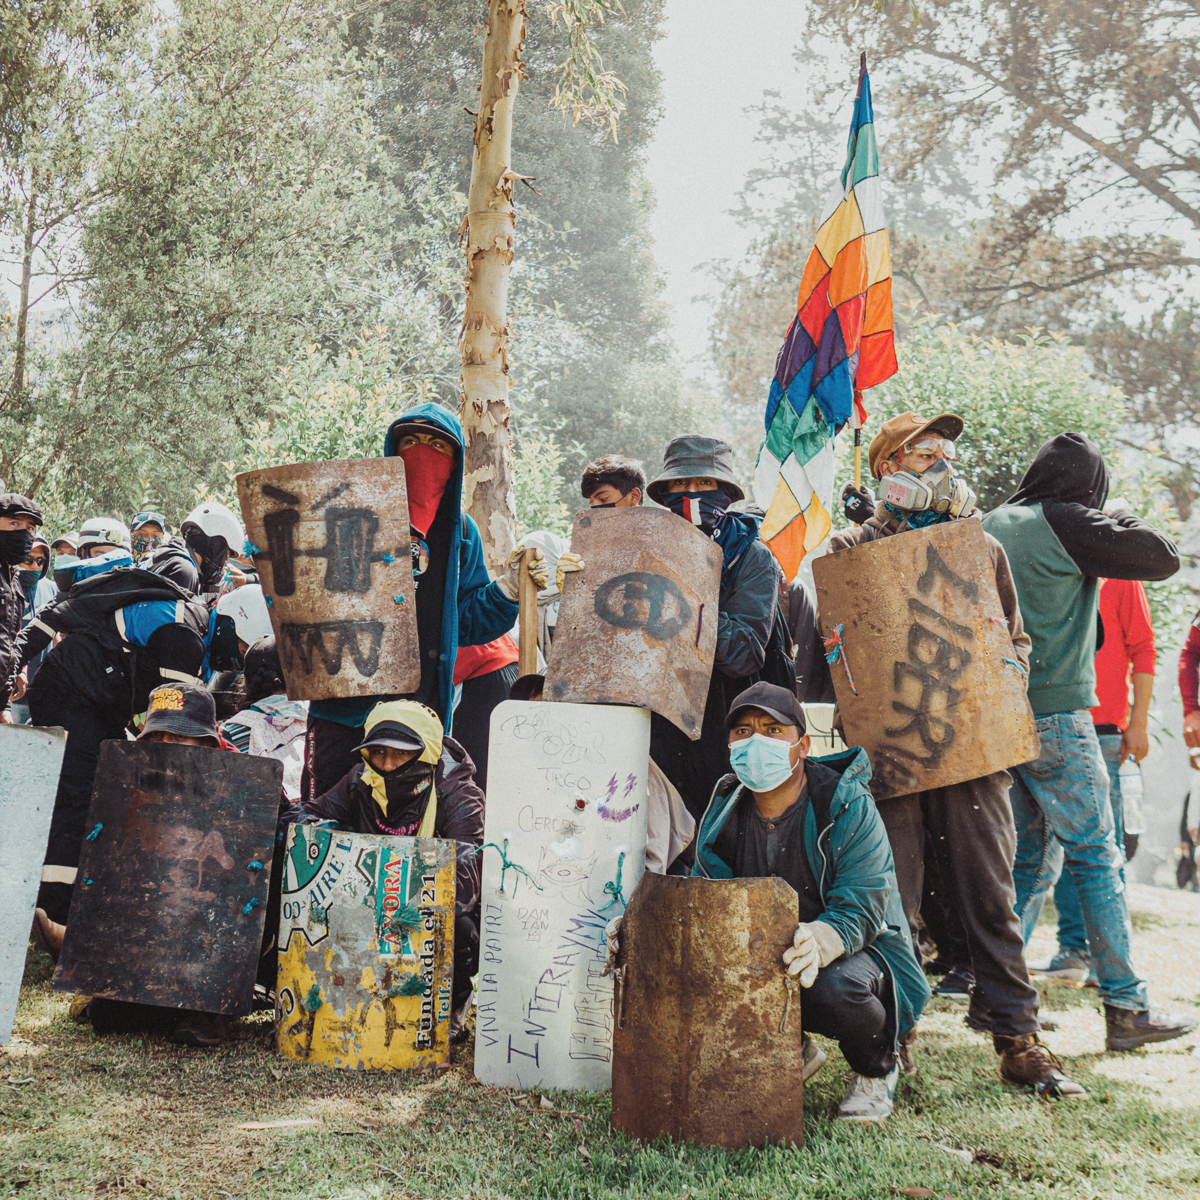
[{"left": 692, "top": 747, "right": 930, "bottom": 1040}]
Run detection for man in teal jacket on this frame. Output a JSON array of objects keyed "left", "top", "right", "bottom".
[
  {"left": 984, "top": 433, "right": 1195, "bottom": 1052},
  {"left": 301, "top": 404, "right": 527, "bottom": 800},
  {"left": 691, "top": 682, "right": 931, "bottom": 1121}
]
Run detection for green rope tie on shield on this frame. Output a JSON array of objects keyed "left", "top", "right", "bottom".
[
  {"left": 302, "top": 985, "right": 322, "bottom": 1013},
  {"left": 381, "top": 972, "right": 428, "bottom": 999},
  {"left": 242, "top": 896, "right": 261, "bottom": 915},
  {"left": 246, "top": 860, "right": 264, "bottom": 871},
  {"left": 382, "top": 553, "right": 395, "bottom": 564},
  {"left": 600, "top": 851, "right": 626, "bottom": 912},
  {"left": 386, "top": 903, "right": 422, "bottom": 940},
  {"left": 468, "top": 839, "right": 542, "bottom": 898},
  {"left": 1002, "top": 657, "right": 1028, "bottom": 676},
  {"left": 822, "top": 623, "right": 858, "bottom": 695},
  {"left": 85, "top": 823, "right": 103, "bottom": 841},
  {"left": 393, "top": 594, "right": 406, "bottom": 604},
  {"left": 244, "top": 541, "right": 260, "bottom": 557}
]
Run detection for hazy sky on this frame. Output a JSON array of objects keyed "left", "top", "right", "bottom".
[{"left": 643, "top": 0, "right": 813, "bottom": 379}]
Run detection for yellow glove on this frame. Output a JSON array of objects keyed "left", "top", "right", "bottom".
[
  {"left": 556, "top": 551, "right": 584, "bottom": 594},
  {"left": 498, "top": 546, "right": 548, "bottom": 601},
  {"left": 782, "top": 921, "right": 845, "bottom": 988}
]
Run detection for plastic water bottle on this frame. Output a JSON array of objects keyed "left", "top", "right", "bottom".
[{"left": 1119, "top": 758, "right": 1145, "bottom": 836}]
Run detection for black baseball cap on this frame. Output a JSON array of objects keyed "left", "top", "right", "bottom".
[
  {"left": 509, "top": 673, "right": 546, "bottom": 701},
  {"left": 0, "top": 493, "right": 44, "bottom": 526},
  {"left": 352, "top": 720, "right": 424, "bottom": 755},
  {"left": 725, "top": 682, "right": 807, "bottom": 736},
  {"left": 139, "top": 682, "right": 219, "bottom": 743}
]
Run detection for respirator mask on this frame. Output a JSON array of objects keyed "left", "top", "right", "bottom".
[{"left": 881, "top": 458, "right": 977, "bottom": 519}]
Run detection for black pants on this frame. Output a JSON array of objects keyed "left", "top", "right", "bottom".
[
  {"left": 454, "top": 663, "right": 520, "bottom": 789},
  {"left": 454, "top": 913, "right": 480, "bottom": 1010},
  {"left": 921, "top": 846, "right": 972, "bottom": 970},
  {"left": 29, "top": 689, "right": 128, "bottom": 924},
  {"left": 877, "top": 771, "right": 1040, "bottom": 1038},
  {"left": 804, "top": 951, "right": 896, "bottom": 1078},
  {"left": 650, "top": 697, "right": 733, "bottom": 823},
  {"left": 300, "top": 715, "right": 366, "bottom": 806}
]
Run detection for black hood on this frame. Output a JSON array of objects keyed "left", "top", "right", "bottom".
[{"left": 1006, "top": 433, "right": 1108, "bottom": 510}]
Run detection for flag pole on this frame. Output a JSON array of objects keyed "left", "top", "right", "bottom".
[{"left": 851, "top": 388, "right": 864, "bottom": 492}]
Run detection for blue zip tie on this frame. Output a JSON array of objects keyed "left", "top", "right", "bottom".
[
  {"left": 242, "top": 897, "right": 261, "bottom": 915},
  {"left": 382, "top": 553, "right": 395, "bottom": 564},
  {"left": 85, "top": 823, "right": 103, "bottom": 841},
  {"left": 81, "top": 876, "right": 93, "bottom": 887},
  {"left": 244, "top": 541, "right": 260, "bottom": 557},
  {"left": 247, "top": 860, "right": 264, "bottom": 871},
  {"left": 264, "top": 595, "right": 273, "bottom": 608},
  {"left": 1002, "top": 657, "right": 1028, "bottom": 675},
  {"left": 393, "top": 594, "right": 406, "bottom": 604}
]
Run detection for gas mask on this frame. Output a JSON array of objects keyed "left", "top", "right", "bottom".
[{"left": 880, "top": 458, "right": 977, "bottom": 520}]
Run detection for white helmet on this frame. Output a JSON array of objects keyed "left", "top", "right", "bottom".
[
  {"left": 181, "top": 501, "right": 244, "bottom": 554},
  {"left": 77, "top": 516, "right": 132, "bottom": 555},
  {"left": 215, "top": 583, "right": 273, "bottom": 645}
]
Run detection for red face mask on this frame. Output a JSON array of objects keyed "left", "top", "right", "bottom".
[{"left": 400, "top": 442, "right": 456, "bottom": 536}]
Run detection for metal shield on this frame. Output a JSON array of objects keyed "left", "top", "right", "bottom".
[
  {"left": 236, "top": 458, "right": 420, "bottom": 701},
  {"left": 543, "top": 507, "right": 721, "bottom": 739},
  {"left": 51, "top": 741, "right": 281, "bottom": 1014},
  {"left": 276, "top": 827, "right": 456, "bottom": 1070},
  {"left": 472, "top": 700, "right": 651, "bottom": 1092},
  {"left": 0, "top": 725, "right": 66, "bottom": 1043},
  {"left": 611, "top": 872, "right": 804, "bottom": 1150},
  {"left": 812, "top": 519, "right": 1040, "bottom": 800}
]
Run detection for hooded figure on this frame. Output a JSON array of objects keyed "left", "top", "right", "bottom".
[
  {"left": 0, "top": 493, "right": 44, "bottom": 709},
  {"left": 295, "top": 698, "right": 484, "bottom": 1038},
  {"left": 301, "top": 403, "right": 518, "bottom": 802},
  {"left": 983, "top": 432, "right": 1194, "bottom": 1056},
  {"left": 9, "top": 533, "right": 56, "bottom": 721}
]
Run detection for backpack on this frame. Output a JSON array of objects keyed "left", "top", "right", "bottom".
[{"left": 50, "top": 566, "right": 205, "bottom": 633}]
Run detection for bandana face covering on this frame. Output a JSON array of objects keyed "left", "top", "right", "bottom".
[
  {"left": 400, "top": 442, "right": 456, "bottom": 537},
  {"left": 0, "top": 528, "right": 35, "bottom": 566},
  {"left": 359, "top": 700, "right": 444, "bottom": 835},
  {"left": 664, "top": 489, "right": 731, "bottom": 534}
]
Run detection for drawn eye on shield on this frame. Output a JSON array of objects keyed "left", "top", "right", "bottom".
[{"left": 593, "top": 572, "right": 692, "bottom": 642}]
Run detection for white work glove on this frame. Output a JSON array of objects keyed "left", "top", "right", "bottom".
[
  {"left": 781, "top": 920, "right": 845, "bottom": 988},
  {"left": 1102, "top": 498, "right": 1132, "bottom": 517},
  {"left": 601, "top": 915, "right": 622, "bottom": 976},
  {"left": 497, "top": 545, "right": 549, "bottom": 601},
  {"left": 555, "top": 551, "right": 584, "bottom": 595}
]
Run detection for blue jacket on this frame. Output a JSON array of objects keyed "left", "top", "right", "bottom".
[
  {"left": 310, "top": 403, "right": 518, "bottom": 733},
  {"left": 692, "top": 747, "right": 930, "bottom": 1041}
]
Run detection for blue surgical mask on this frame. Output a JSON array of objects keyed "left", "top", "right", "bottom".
[{"left": 729, "top": 733, "right": 800, "bottom": 792}]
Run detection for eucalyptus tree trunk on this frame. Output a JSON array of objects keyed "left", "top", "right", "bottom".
[{"left": 460, "top": 0, "right": 527, "bottom": 574}]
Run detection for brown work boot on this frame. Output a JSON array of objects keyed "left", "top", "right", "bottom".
[
  {"left": 31, "top": 909, "right": 65, "bottom": 963},
  {"left": 897, "top": 1027, "right": 917, "bottom": 1075},
  {"left": 172, "top": 1011, "right": 231, "bottom": 1047},
  {"left": 994, "top": 1032, "right": 1087, "bottom": 1098}
]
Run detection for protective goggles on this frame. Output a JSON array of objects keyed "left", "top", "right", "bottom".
[{"left": 901, "top": 436, "right": 957, "bottom": 459}]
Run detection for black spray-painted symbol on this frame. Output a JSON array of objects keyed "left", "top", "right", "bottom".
[
  {"left": 254, "top": 484, "right": 400, "bottom": 597},
  {"left": 593, "top": 572, "right": 692, "bottom": 642},
  {"left": 279, "top": 620, "right": 384, "bottom": 678}
]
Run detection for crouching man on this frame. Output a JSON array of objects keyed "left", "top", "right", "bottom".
[{"left": 609, "top": 682, "right": 930, "bottom": 1122}]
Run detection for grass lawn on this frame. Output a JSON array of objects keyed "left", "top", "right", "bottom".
[{"left": 5, "top": 884, "right": 1200, "bottom": 1199}]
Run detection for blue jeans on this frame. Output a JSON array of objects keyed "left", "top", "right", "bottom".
[
  {"left": 1010, "top": 711, "right": 1147, "bottom": 1011},
  {"left": 1054, "top": 734, "right": 1124, "bottom": 955}
]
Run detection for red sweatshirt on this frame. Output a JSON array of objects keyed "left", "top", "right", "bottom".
[
  {"left": 1180, "top": 611, "right": 1200, "bottom": 717},
  {"left": 453, "top": 634, "right": 519, "bottom": 685},
  {"left": 1092, "top": 577, "right": 1156, "bottom": 729}
]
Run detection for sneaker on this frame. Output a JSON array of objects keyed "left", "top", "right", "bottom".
[
  {"left": 31, "top": 909, "right": 65, "bottom": 963},
  {"left": 1082, "top": 961, "right": 1099, "bottom": 989},
  {"left": 1105, "top": 1005, "right": 1199, "bottom": 1051},
  {"left": 965, "top": 1001, "right": 1059, "bottom": 1034},
  {"left": 933, "top": 967, "right": 974, "bottom": 999},
  {"left": 995, "top": 1032, "right": 1087, "bottom": 1098},
  {"left": 836, "top": 1063, "right": 900, "bottom": 1122},
  {"left": 448, "top": 993, "right": 474, "bottom": 1044},
  {"left": 1029, "top": 949, "right": 1090, "bottom": 985},
  {"left": 801, "top": 1035, "right": 826, "bottom": 1082}
]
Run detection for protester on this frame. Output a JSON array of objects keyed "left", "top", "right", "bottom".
[
  {"left": 607, "top": 682, "right": 929, "bottom": 1120},
  {"left": 785, "top": 577, "right": 835, "bottom": 703},
  {"left": 77, "top": 517, "right": 132, "bottom": 560},
  {"left": 581, "top": 454, "right": 646, "bottom": 508},
  {"left": 129, "top": 512, "right": 168, "bottom": 562},
  {"left": 983, "top": 432, "right": 1195, "bottom": 1052},
  {"left": 10, "top": 532, "right": 56, "bottom": 724},
  {"left": 5, "top": 558, "right": 210, "bottom": 927},
  {"left": 79, "top": 682, "right": 241, "bottom": 1046},
  {"left": 1033, "top": 572, "right": 1156, "bottom": 987},
  {"left": 295, "top": 699, "right": 483, "bottom": 1041},
  {"left": 506, "top": 672, "right": 696, "bottom": 873},
  {"left": 826, "top": 413, "right": 1080, "bottom": 1094},
  {"left": 301, "top": 404, "right": 567, "bottom": 801},
  {"left": 452, "top": 634, "right": 520, "bottom": 785},
  {"left": 146, "top": 500, "right": 244, "bottom": 601},
  {"left": 1177, "top": 604, "right": 1200, "bottom": 758},
  {"left": 0, "top": 494, "right": 44, "bottom": 724},
  {"left": 49, "top": 531, "right": 79, "bottom": 559},
  {"left": 638, "top": 435, "right": 787, "bottom": 819}
]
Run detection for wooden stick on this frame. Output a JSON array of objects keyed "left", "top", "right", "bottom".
[{"left": 518, "top": 547, "right": 538, "bottom": 676}]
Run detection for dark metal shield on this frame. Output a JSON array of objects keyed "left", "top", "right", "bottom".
[
  {"left": 52, "top": 741, "right": 281, "bottom": 1015},
  {"left": 812, "top": 519, "right": 1040, "bottom": 801},
  {"left": 1, "top": 725, "right": 66, "bottom": 1043},
  {"left": 611, "top": 872, "right": 804, "bottom": 1150},
  {"left": 236, "top": 458, "right": 420, "bottom": 702},
  {"left": 543, "top": 508, "right": 721, "bottom": 739}
]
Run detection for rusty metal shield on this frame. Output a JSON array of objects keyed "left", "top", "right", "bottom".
[
  {"left": 611, "top": 872, "right": 804, "bottom": 1150},
  {"left": 52, "top": 741, "right": 281, "bottom": 1014},
  {"left": 236, "top": 458, "right": 420, "bottom": 702},
  {"left": 543, "top": 508, "right": 721, "bottom": 739},
  {"left": 812, "top": 519, "right": 1040, "bottom": 801},
  {"left": 276, "top": 827, "right": 456, "bottom": 1070},
  {"left": 1, "top": 724, "right": 66, "bottom": 1043}
]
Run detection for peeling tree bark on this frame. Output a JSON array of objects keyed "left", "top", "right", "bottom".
[{"left": 460, "top": 0, "right": 526, "bottom": 575}]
